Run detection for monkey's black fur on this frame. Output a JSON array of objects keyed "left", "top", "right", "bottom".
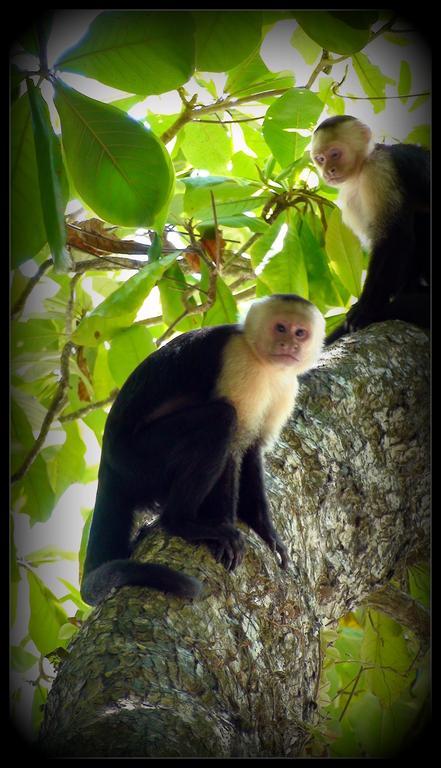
[
  {"left": 81, "top": 325, "right": 288, "bottom": 605},
  {"left": 326, "top": 142, "right": 430, "bottom": 345}
]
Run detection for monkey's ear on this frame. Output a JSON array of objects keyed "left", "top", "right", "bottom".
[{"left": 360, "top": 123, "right": 372, "bottom": 141}]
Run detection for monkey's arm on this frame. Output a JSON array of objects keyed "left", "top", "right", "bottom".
[{"left": 237, "top": 445, "right": 289, "bottom": 569}]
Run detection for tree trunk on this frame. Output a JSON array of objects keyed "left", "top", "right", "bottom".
[{"left": 40, "top": 321, "right": 430, "bottom": 757}]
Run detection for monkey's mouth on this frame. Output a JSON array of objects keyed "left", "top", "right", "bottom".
[
  {"left": 325, "top": 175, "right": 344, "bottom": 184},
  {"left": 272, "top": 353, "right": 300, "bottom": 364}
]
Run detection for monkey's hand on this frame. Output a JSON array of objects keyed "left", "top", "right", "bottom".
[
  {"left": 267, "top": 530, "right": 290, "bottom": 570},
  {"left": 207, "top": 525, "right": 245, "bottom": 572},
  {"left": 250, "top": 517, "right": 290, "bottom": 570}
]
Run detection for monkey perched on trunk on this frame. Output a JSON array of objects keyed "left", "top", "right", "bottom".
[
  {"left": 311, "top": 115, "right": 430, "bottom": 344},
  {"left": 81, "top": 294, "right": 325, "bottom": 605}
]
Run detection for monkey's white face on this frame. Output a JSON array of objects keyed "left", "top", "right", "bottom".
[
  {"left": 312, "top": 140, "right": 361, "bottom": 186},
  {"left": 245, "top": 300, "right": 325, "bottom": 374}
]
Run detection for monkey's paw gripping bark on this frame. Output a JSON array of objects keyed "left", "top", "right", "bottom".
[
  {"left": 271, "top": 534, "right": 290, "bottom": 570},
  {"left": 207, "top": 526, "right": 245, "bottom": 571}
]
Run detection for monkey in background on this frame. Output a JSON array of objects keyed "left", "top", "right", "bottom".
[
  {"left": 81, "top": 294, "right": 326, "bottom": 605},
  {"left": 311, "top": 115, "right": 430, "bottom": 344}
]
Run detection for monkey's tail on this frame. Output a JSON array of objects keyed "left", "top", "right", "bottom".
[{"left": 81, "top": 560, "right": 203, "bottom": 606}]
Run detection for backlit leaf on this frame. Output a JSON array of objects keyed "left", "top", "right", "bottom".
[
  {"left": 55, "top": 11, "right": 195, "bottom": 96},
  {"left": 54, "top": 80, "right": 175, "bottom": 227},
  {"left": 27, "top": 81, "right": 70, "bottom": 272},
  {"left": 193, "top": 11, "right": 262, "bottom": 72}
]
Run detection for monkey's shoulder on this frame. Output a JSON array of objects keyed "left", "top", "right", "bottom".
[
  {"left": 370, "top": 143, "right": 429, "bottom": 204},
  {"left": 108, "top": 325, "right": 240, "bottom": 423}
]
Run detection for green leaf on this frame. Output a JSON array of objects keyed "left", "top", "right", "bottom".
[
  {"left": 183, "top": 177, "right": 264, "bottom": 220},
  {"left": 13, "top": 456, "right": 57, "bottom": 524},
  {"left": 11, "top": 93, "right": 47, "bottom": 267},
  {"left": 290, "top": 24, "right": 322, "bottom": 65},
  {"left": 249, "top": 217, "right": 284, "bottom": 269},
  {"left": 230, "top": 151, "right": 260, "bottom": 182},
  {"left": 361, "top": 611, "right": 414, "bottom": 706},
  {"left": 58, "top": 578, "right": 91, "bottom": 611},
  {"left": 199, "top": 213, "right": 268, "bottom": 233},
  {"left": 11, "top": 645, "right": 38, "bottom": 672},
  {"left": 108, "top": 326, "right": 156, "bottom": 387},
  {"left": 258, "top": 217, "right": 309, "bottom": 297},
  {"left": 408, "top": 563, "right": 430, "bottom": 609},
  {"left": 45, "top": 422, "right": 87, "bottom": 499},
  {"left": 405, "top": 125, "right": 430, "bottom": 147},
  {"left": 263, "top": 88, "right": 322, "bottom": 167},
  {"left": 294, "top": 11, "right": 374, "bottom": 55},
  {"left": 317, "top": 76, "right": 345, "bottom": 115},
  {"left": 32, "top": 685, "right": 48, "bottom": 734},
  {"left": 54, "top": 79, "right": 175, "bottom": 228},
  {"left": 27, "top": 570, "right": 68, "bottom": 656},
  {"left": 193, "top": 11, "right": 262, "bottom": 72},
  {"left": 352, "top": 52, "right": 395, "bottom": 114},
  {"left": 72, "top": 254, "right": 177, "bottom": 346},
  {"left": 199, "top": 267, "right": 238, "bottom": 326},
  {"left": 181, "top": 121, "right": 232, "bottom": 174},
  {"left": 325, "top": 208, "right": 363, "bottom": 298},
  {"left": 158, "top": 263, "right": 200, "bottom": 333},
  {"left": 25, "top": 546, "right": 77, "bottom": 567},
  {"left": 79, "top": 509, "right": 93, "bottom": 584},
  {"left": 398, "top": 61, "right": 411, "bottom": 104},
  {"left": 27, "top": 80, "right": 71, "bottom": 272},
  {"left": 225, "top": 47, "right": 294, "bottom": 96},
  {"left": 240, "top": 121, "right": 272, "bottom": 163},
  {"left": 299, "top": 218, "right": 345, "bottom": 311},
  {"left": 55, "top": 11, "right": 195, "bottom": 96}
]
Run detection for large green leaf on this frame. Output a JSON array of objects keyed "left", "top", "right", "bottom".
[
  {"left": 199, "top": 267, "right": 238, "bottom": 326},
  {"left": 361, "top": 612, "right": 415, "bottom": 706},
  {"left": 325, "top": 208, "right": 363, "bottom": 298},
  {"left": 72, "top": 254, "right": 177, "bottom": 346},
  {"left": 11, "top": 93, "right": 47, "bottom": 267},
  {"left": 258, "top": 217, "right": 309, "bottom": 297},
  {"left": 53, "top": 80, "right": 175, "bottom": 227},
  {"left": 27, "top": 570, "right": 68, "bottom": 656},
  {"left": 181, "top": 121, "right": 232, "bottom": 174},
  {"left": 108, "top": 326, "right": 156, "bottom": 387},
  {"left": 352, "top": 52, "right": 395, "bottom": 114},
  {"left": 225, "top": 47, "right": 294, "bottom": 96},
  {"left": 27, "top": 81, "right": 71, "bottom": 272},
  {"left": 55, "top": 11, "right": 195, "bottom": 96},
  {"left": 299, "top": 218, "right": 345, "bottom": 311},
  {"left": 193, "top": 11, "right": 262, "bottom": 72},
  {"left": 294, "top": 11, "right": 376, "bottom": 55},
  {"left": 45, "top": 422, "right": 87, "bottom": 499},
  {"left": 263, "top": 88, "right": 323, "bottom": 168}
]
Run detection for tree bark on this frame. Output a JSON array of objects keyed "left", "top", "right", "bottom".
[{"left": 40, "top": 321, "right": 430, "bottom": 757}]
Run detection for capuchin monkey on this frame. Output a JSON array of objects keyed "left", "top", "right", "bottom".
[
  {"left": 81, "top": 294, "right": 325, "bottom": 605},
  {"left": 311, "top": 115, "right": 430, "bottom": 344}
]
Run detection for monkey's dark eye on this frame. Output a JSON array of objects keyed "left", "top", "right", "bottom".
[
  {"left": 276, "top": 323, "right": 287, "bottom": 333},
  {"left": 330, "top": 149, "right": 341, "bottom": 160},
  {"left": 315, "top": 155, "right": 325, "bottom": 165},
  {"left": 295, "top": 328, "right": 307, "bottom": 338}
]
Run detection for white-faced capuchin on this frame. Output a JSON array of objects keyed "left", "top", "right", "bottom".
[
  {"left": 81, "top": 294, "right": 325, "bottom": 605},
  {"left": 311, "top": 115, "right": 430, "bottom": 344}
]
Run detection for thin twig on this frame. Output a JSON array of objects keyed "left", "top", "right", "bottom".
[
  {"left": 11, "top": 258, "right": 52, "bottom": 318},
  {"left": 59, "top": 389, "right": 119, "bottom": 423}
]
